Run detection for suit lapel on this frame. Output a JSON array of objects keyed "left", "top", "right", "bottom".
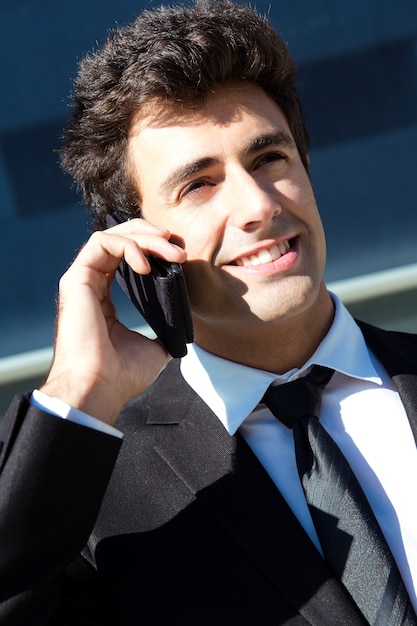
[{"left": 147, "top": 362, "right": 365, "bottom": 625}]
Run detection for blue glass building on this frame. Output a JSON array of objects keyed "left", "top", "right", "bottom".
[{"left": 1, "top": 0, "right": 416, "bottom": 405}]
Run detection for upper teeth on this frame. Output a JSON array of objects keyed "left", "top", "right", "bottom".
[{"left": 236, "top": 241, "right": 290, "bottom": 267}]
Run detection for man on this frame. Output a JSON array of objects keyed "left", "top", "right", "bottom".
[{"left": 0, "top": 1, "right": 416, "bottom": 624}]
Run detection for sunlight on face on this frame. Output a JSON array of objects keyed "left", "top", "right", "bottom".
[{"left": 128, "top": 83, "right": 329, "bottom": 357}]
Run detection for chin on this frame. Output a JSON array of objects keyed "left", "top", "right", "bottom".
[{"left": 249, "top": 278, "right": 321, "bottom": 319}]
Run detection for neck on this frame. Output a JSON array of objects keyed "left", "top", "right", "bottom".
[{"left": 193, "top": 284, "right": 335, "bottom": 374}]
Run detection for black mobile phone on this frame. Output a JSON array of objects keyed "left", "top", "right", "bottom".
[{"left": 106, "top": 212, "right": 194, "bottom": 358}]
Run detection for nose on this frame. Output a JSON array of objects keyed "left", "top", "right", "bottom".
[{"left": 225, "top": 168, "right": 281, "bottom": 232}]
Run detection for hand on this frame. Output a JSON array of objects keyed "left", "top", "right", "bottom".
[{"left": 40, "top": 218, "right": 187, "bottom": 425}]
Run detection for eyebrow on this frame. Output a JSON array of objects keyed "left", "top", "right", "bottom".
[
  {"left": 244, "top": 130, "right": 296, "bottom": 156},
  {"left": 159, "top": 157, "right": 219, "bottom": 197},
  {"left": 159, "top": 130, "right": 296, "bottom": 197}
]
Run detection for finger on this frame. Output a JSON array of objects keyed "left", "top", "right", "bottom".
[{"left": 76, "top": 230, "right": 187, "bottom": 276}]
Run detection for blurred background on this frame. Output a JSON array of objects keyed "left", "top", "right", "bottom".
[{"left": 1, "top": 0, "right": 417, "bottom": 413}]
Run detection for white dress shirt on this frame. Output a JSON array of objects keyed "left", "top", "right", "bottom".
[
  {"left": 180, "top": 294, "right": 417, "bottom": 610},
  {"left": 31, "top": 293, "right": 417, "bottom": 610}
]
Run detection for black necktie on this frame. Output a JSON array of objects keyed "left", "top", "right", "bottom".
[{"left": 263, "top": 365, "right": 416, "bottom": 625}]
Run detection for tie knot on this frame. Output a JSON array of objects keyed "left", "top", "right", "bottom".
[{"left": 262, "top": 365, "right": 334, "bottom": 429}]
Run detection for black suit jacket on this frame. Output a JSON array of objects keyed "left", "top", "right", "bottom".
[{"left": 0, "top": 321, "right": 416, "bottom": 625}]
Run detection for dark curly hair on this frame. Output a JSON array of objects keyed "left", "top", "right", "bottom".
[{"left": 60, "top": 0, "right": 310, "bottom": 229}]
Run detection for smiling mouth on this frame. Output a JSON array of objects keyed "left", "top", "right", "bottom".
[{"left": 232, "top": 239, "right": 292, "bottom": 267}]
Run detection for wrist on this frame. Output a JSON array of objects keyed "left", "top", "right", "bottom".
[
  {"left": 40, "top": 376, "right": 122, "bottom": 426},
  {"left": 31, "top": 390, "right": 123, "bottom": 438}
]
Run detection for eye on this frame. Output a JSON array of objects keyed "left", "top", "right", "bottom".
[
  {"left": 181, "top": 178, "right": 212, "bottom": 199},
  {"left": 255, "top": 151, "right": 286, "bottom": 169}
]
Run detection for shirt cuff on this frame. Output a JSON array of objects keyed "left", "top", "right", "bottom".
[{"left": 30, "top": 389, "right": 123, "bottom": 439}]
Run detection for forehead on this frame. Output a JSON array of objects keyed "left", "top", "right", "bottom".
[{"left": 128, "top": 82, "right": 293, "bottom": 146}]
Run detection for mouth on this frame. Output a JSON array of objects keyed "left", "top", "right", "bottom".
[{"left": 230, "top": 239, "right": 293, "bottom": 267}]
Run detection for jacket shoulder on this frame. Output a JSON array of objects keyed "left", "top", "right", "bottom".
[{"left": 356, "top": 319, "right": 417, "bottom": 375}]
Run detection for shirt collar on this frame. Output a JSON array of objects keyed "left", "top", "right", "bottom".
[{"left": 180, "top": 292, "right": 382, "bottom": 435}]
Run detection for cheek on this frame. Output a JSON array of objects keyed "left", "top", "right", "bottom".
[
  {"left": 182, "top": 262, "right": 211, "bottom": 311},
  {"left": 182, "top": 259, "right": 225, "bottom": 307},
  {"left": 286, "top": 179, "right": 315, "bottom": 210},
  {"left": 287, "top": 181, "right": 322, "bottom": 232},
  {"left": 281, "top": 167, "right": 315, "bottom": 202},
  {"left": 179, "top": 217, "right": 223, "bottom": 262},
  {"left": 182, "top": 258, "right": 211, "bottom": 288}
]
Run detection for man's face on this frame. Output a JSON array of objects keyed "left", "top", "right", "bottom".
[{"left": 128, "top": 83, "right": 328, "bottom": 350}]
